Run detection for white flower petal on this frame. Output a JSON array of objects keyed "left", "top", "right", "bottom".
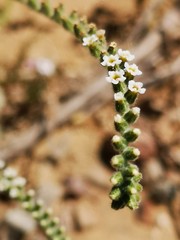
[
  {"left": 82, "top": 34, "right": 98, "bottom": 46},
  {"left": 101, "top": 54, "right": 122, "bottom": 67},
  {"left": 128, "top": 80, "right": 146, "bottom": 94},
  {"left": 118, "top": 49, "right": 135, "bottom": 61}
]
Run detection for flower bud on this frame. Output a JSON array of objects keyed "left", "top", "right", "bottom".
[
  {"left": 123, "top": 147, "right": 140, "bottom": 161},
  {"left": 107, "top": 42, "right": 117, "bottom": 54},
  {"left": 88, "top": 23, "right": 97, "bottom": 35},
  {"left": 110, "top": 171, "right": 123, "bottom": 186},
  {"left": 114, "top": 114, "right": 128, "bottom": 133},
  {"left": 74, "top": 24, "right": 85, "bottom": 39},
  {"left": 127, "top": 182, "right": 142, "bottom": 196},
  {"left": 123, "top": 128, "right": 141, "bottom": 142},
  {"left": 89, "top": 45, "right": 101, "bottom": 58},
  {"left": 112, "top": 135, "right": 127, "bottom": 152},
  {"left": 125, "top": 163, "right": 139, "bottom": 177},
  {"left": 124, "top": 107, "right": 140, "bottom": 124},
  {"left": 132, "top": 172, "right": 142, "bottom": 182},
  {"left": 109, "top": 187, "right": 121, "bottom": 201},
  {"left": 40, "top": 2, "right": 53, "bottom": 17},
  {"left": 125, "top": 90, "right": 138, "bottom": 104},
  {"left": 9, "top": 188, "right": 20, "bottom": 198},
  {"left": 62, "top": 18, "right": 73, "bottom": 32},
  {"left": 52, "top": 8, "right": 63, "bottom": 24},
  {"left": 28, "top": 0, "right": 40, "bottom": 10},
  {"left": 114, "top": 92, "right": 129, "bottom": 115},
  {"left": 111, "top": 155, "right": 125, "bottom": 169},
  {"left": 127, "top": 194, "right": 141, "bottom": 210},
  {"left": 112, "top": 82, "right": 127, "bottom": 94}
]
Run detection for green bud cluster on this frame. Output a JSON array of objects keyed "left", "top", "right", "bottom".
[
  {"left": 15, "top": 0, "right": 146, "bottom": 210},
  {"left": 0, "top": 160, "right": 69, "bottom": 240}
]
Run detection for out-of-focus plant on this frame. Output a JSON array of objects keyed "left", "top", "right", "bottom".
[{"left": 0, "top": 160, "right": 70, "bottom": 240}]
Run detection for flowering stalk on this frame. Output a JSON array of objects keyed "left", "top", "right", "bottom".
[
  {"left": 15, "top": 0, "right": 146, "bottom": 210},
  {"left": 0, "top": 160, "right": 70, "bottom": 240}
]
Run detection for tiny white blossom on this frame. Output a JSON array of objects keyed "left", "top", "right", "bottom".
[
  {"left": 27, "top": 189, "right": 35, "bottom": 197},
  {"left": 3, "top": 168, "right": 17, "bottom": 178},
  {"left": 9, "top": 188, "right": 20, "bottom": 198},
  {"left": 114, "top": 92, "right": 124, "bottom": 101},
  {"left": 128, "top": 80, "right": 146, "bottom": 94},
  {"left": 12, "top": 177, "right": 26, "bottom": 187},
  {"left": 82, "top": 34, "right": 98, "bottom": 46},
  {"left": 96, "top": 29, "right": 105, "bottom": 40},
  {"left": 118, "top": 49, "right": 135, "bottom": 61},
  {"left": 106, "top": 70, "right": 125, "bottom": 84},
  {"left": 101, "top": 54, "right": 122, "bottom": 67},
  {"left": 124, "top": 62, "right": 142, "bottom": 76}
]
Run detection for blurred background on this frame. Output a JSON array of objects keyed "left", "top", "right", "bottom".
[{"left": 0, "top": 0, "right": 179, "bottom": 239}]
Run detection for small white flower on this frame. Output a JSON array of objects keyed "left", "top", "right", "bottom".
[
  {"left": 114, "top": 92, "right": 124, "bottom": 101},
  {"left": 0, "top": 179, "right": 10, "bottom": 191},
  {"left": 118, "top": 49, "right": 135, "bottom": 61},
  {"left": 12, "top": 177, "right": 26, "bottom": 187},
  {"left": 106, "top": 70, "right": 125, "bottom": 84},
  {"left": 27, "top": 189, "right": 35, "bottom": 197},
  {"left": 124, "top": 62, "right": 142, "bottom": 76},
  {"left": 82, "top": 34, "right": 98, "bottom": 46},
  {"left": 101, "top": 54, "right": 122, "bottom": 67},
  {"left": 96, "top": 29, "right": 105, "bottom": 40},
  {"left": 3, "top": 168, "right": 17, "bottom": 178},
  {"left": 9, "top": 188, "right": 20, "bottom": 198},
  {"left": 128, "top": 80, "right": 146, "bottom": 94}
]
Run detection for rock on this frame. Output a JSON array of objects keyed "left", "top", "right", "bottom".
[{"left": 5, "top": 208, "right": 36, "bottom": 238}]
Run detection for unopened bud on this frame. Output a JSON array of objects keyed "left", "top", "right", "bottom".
[
  {"left": 109, "top": 187, "right": 121, "bottom": 201},
  {"left": 123, "top": 147, "right": 140, "bottom": 161}
]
